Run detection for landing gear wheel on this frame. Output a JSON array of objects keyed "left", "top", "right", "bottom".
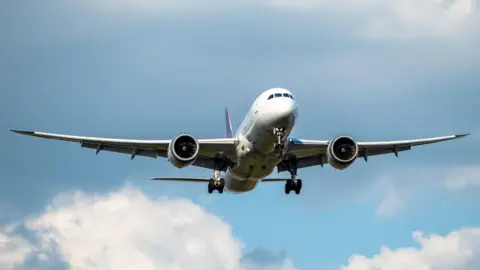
[
  {"left": 208, "top": 181, "right": 213, "bottom": 194},
  {"left": 285, "top": 179, "right": 293, "bottom": 194},
  {"left": 284, "top": 183, "right": 290, "bottom": 194},
  {"left": 285, "top": 179, "right": 301, "bottom": 195},
  {"left": 294, "top": 179, "right": 302, "bottom": 194},
  {"left": 219, "top": 178, "right": 225, "bottom": 193}
]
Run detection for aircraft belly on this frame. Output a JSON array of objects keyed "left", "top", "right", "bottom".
[
  {"left": 225, "top": 153, "right": 278, "bottom": 193},
  {"left": 225, "top": 178, "right": 258, "bottom": 193}
]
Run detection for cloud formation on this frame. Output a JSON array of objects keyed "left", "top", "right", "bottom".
[
  {"left": 342, "top": 227, "right": 480, "bottom": 270},
  {"left": 0, "top": 186, "right": 295, "bottom": 270},
  {"left": 373, "top": 164, "right": 480, "bottom": 218},
  {"left": 70, "top": 0, "right": 476, "bottom": 39},
  {"left": 0, "top": 229, "right": 34, "bottom": 269}
]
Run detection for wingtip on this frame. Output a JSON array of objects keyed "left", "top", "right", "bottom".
[
  {"left": 10, "top": 129, "right": 34, "bottom": 135},
  {"left": 456, "top": 133, "right": 471, "bottom": 138}
]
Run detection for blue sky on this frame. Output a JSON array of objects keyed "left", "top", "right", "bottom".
[{"left": 1, "top": 1, "right": 479, "bottom": 269}]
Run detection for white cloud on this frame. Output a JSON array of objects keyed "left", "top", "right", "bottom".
[
  {"left": 342, "top": 227, "right": 480, "bottom": 270},
  {"left": 0, "top": 226, "right": 35, "bottom": 269},
  {"left": 68, "top": 0, "right": 477, "bottom": 39},
  {"left": 271, "top": 0, "right": 475, "bottom": 39},
  {"left": 0, "top": 186, "right": 296, "bottom": 270}
]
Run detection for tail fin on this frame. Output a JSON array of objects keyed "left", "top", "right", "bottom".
[{"left": 225, "top": 108, "right": 233, "bottom": 138}]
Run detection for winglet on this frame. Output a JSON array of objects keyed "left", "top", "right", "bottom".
[{"left": 225, "top": 108, "right": 233, "bottom": 138}]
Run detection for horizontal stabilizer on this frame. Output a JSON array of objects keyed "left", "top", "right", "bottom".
[
  {"left": 151, "top": 177, "right": 293, "bottom": 183},
  {"left": 151, "top": 177, "right": 211, "bottom": 182}
]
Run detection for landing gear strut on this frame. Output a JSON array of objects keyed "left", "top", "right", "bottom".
[
  {"left": 283, "top": 159, "right": 302, "bottom": 195},
  {"left": 208, "top": 163, "right": 225, "bottom": 194},
  {"left": 274, "top": 127, "right": 285, "bottom": 145},
  {"left": 274, "top": 127, "right": 287, "bottom": 157}
]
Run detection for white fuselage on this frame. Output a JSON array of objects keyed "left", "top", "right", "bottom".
[{"left": 224, "top": 88, "right": 298, "bottom": 193}]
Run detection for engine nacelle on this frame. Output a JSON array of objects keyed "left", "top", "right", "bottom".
[
  {"left": 327, "top": 136, "right": 359, "bottom": 170},
  {"left": 167, "top": 134, "right": 200, "bottom": 168}
]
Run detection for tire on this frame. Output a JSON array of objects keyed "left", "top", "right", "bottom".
[
  {"left": 208, "top": 179, "right": 214, "bottom": 194},
  {"left": 220, "top": 178, "right": 225, "bottom": 188},
  {"left": 284, "top": 183, "right": 290, "bottom": 194}
]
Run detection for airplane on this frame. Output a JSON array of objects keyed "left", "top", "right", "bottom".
[{"left": 11, "top": 88, "right": 469, "bottom": 195}]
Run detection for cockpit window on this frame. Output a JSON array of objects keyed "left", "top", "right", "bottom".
[{"left": 268, "top": 93, "right": 294, "bottom": 100}]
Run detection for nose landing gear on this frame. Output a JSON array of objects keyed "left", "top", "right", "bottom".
[
  {"left": 274, "top": 127, "right": 287, "bottom": 157},
  {"left": 274, "top": 127, "right": 286, "bottom": 146}
]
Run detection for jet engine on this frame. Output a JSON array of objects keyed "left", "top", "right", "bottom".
[
  {"left": 327, "top": 136, "right": 359, "bottom": 170},
  {"left": 167, "top": 134, "right": 200, "bottom": 168}
]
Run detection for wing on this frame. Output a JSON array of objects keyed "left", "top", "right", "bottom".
[
  {"left": 10, "top": 130, "right": 236, "bottom": 170},
  {"left": 279, "top": 134, "right": 469, "bottom": 172},
  {"left": 151, "top": 177, "right": 211, "bottom": 182}
]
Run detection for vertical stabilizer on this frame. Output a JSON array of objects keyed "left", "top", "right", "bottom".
[{"left": 225, "top": 108, "right": 233, "bottom": 138}]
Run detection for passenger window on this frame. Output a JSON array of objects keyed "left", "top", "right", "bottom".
[
  {"left": 275, "top": 93, "right": 282, "bottom": 97},
  {"left": 268, "top": 94, "right": 274, "bottom": 100},
  {"left": 283, "top": 93, "right": 289, "bottom": 97},
  {"left": 289, "top": 94, "right": 294, "bottom": 100}
]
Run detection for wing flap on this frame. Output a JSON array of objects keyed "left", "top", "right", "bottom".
[
  {"left": 285, "top": 139, "right": 329, "bottom": 158},
  {"left": 358, "top": 144, "right": 411, "bottom": 159},
  {"left": 80, "top": 141, "right": 159, "bottom": 159},
  {"left": 261, "top": 178, "right": 300, "bottom": 182}
]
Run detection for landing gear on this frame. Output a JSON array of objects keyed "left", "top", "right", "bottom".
[
  {"left": 285, "top": 179, "right": 302, "bottom": 194},
  {"left": 282, "top": 158, "right": 302, "bottom": 195},
  {"left": 208, "top": 178, "right": 225, "bottom": 193},
  {"left": 274, "top": 127, "right": 287, "bottom": 157},
  {"left": 208, "top": 162, "right": 225, "bottom": 194}
]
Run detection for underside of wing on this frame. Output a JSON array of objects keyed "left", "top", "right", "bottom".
[
  {"left": 261, "top": 178, "right": 299, "bottom": 182},
  {"left": 151, "top": 177, "right": 211, "bottom": 182},
  {"left": 357, "top": 134, "right": 470, "bottom": 160},
  {"left": 279, "top": 134, "right": 469, "bottom": 172},
  {"left": 11, "top": 129, "right": 236, "bottom": 170}
]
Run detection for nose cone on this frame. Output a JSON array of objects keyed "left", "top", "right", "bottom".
[{"left": 272, "top": 98, "right": 297, "bottom": 126}]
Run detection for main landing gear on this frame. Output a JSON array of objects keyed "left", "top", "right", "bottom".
[
  {"left": 208, "top": 163, "right": 225, "bottom": 194},
  {"left": 285, "top": 179, "right": 302, "bottom": 195},
  {"left": 283, "top": 159, "right": 302, "bottom": 195}
]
